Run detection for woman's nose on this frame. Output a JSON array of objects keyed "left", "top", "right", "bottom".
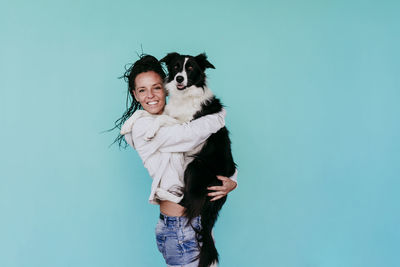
[{"left": 147, "top": 90, "right": 154, "bottom": 98}]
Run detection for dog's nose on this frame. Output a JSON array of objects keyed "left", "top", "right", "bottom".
[{"left": 176, "top": 76, "right": 184, "bottom": 83}]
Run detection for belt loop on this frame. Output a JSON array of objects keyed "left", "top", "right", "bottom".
[{"left": 160, "top": 213, "right": 166, "bottom": 225}]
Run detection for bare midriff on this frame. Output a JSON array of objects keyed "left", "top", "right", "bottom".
[{"left": 159, "top": 200, "right": 185, "bottom": 216}]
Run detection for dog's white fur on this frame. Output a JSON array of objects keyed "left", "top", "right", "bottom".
[
  {"left": 144, "top": 82, "right": 214, "bottom": 141},
  {"left": 165, "top": 83, "right": 214, "bottom": 121}
]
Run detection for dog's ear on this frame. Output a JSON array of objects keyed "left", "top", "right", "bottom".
[
  {"left": 160, "top": 52, "right": 180, "bottom": 66},
  {"left": 194, "top": 53, "right": 215, "bottom": 70}
]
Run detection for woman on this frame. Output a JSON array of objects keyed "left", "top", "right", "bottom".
[{"left": 114, "top": 54, "right": 237, "bottom": 267}]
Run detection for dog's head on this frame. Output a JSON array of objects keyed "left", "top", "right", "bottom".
[{"left": 160, "top": 52, "right": 215, "bottom": 92}]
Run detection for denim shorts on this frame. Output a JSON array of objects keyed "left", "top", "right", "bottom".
[{"left": 155, "top": 213, "right": 202, "bottom": 267}]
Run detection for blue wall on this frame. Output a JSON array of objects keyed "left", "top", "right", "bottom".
[{"left": 1, "top": 1, "right": 399, "bottom": 266}]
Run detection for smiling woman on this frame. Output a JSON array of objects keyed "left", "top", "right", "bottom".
[{"left": 133, "top": 71, "right": 166, "bottom": 115}]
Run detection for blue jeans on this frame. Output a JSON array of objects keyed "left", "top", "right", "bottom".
[{"left": 155, "top": 213, "right": 202, "bottom": 267}]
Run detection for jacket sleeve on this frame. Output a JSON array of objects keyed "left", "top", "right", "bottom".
[
  {"left": 230, "top": 169, "right": 238, "bottom": 185},
  {"left": 130, "top": 110, "right": 226, "bottom": 157}
]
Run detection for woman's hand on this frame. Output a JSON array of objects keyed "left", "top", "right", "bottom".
[{"left": 207, "top": 175, "right": 238, "bottom": 201}]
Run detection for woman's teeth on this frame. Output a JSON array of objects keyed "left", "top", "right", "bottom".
[{"left": 147, "top": 101, "right": 158, "bottom": 105}]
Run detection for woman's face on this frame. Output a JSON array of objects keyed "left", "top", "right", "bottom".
[{"left": 133, "top": 71, "right": 166, "bottom": 115}]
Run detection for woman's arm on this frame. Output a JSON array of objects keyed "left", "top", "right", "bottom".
[
  {"left": 207, "top": 169, "right": 239, "bottom": 201},
  {"left": 129, "top": 110, "right": 226, "bottom": 157}
]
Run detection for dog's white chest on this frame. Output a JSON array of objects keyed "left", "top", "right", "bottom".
[
  {"left": 164, "top": 85, "right": 214, "bottom": 123},
  {"left": 164, "top": 100, "right": 200, "bottom": 122}
]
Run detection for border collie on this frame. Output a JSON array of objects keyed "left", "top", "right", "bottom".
[{"left": 147, "top": 52, "right": 236, "bottom": 267}]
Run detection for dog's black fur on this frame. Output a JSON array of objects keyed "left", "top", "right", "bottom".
[{"left": 161, "top": 53, "right": 236, "bottom": 267}]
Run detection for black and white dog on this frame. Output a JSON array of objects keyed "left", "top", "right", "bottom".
[{"left": 147, "top": 52, "right": 236, "bottom": 267}]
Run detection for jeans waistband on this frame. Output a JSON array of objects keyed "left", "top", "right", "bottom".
[{"left": 159, "top": 213, "right": 200, "bottom": 227}]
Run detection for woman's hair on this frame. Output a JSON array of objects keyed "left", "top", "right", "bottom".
[{"left": 110, "top": 54, "right": 166, "bottom": 148}]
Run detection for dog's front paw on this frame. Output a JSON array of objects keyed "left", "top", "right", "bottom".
[{"left": 144, "top": 126, "right": 159, "bottom": 141}]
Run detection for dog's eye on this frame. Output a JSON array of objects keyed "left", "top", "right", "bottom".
[
  {"left": 187, "top": 66, "right": 193, "bottom": 71},
  {"left": 174, "top": 65, "right": 179, "bottom": 70}
]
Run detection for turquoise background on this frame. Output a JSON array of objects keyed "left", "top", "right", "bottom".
[{"left": 1, "top": 0, "right": 399, "bottom": 266}]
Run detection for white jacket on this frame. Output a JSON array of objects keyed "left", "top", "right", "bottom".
[{"left": 120, "top": 109, "right": 237, "bottom": 204}]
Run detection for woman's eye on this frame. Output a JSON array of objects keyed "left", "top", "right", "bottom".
[{"left": 155, "top": 87, "right": 162, "bottom": 90}]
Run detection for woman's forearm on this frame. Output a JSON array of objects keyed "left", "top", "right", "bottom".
[{"left": 130, "top": 110, "right": 226, "bottom": 154}]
